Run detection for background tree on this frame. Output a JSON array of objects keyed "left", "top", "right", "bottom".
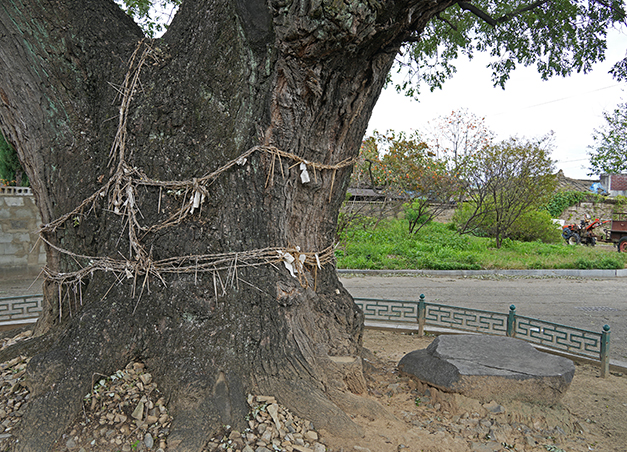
[
  {"left": 425, "top": 108, "right": 494, "bottom": 169},
  {"left": 359, "top": 131, "right": 464, "bottom": 234},
  {"left": 456, "top": 136, "right": 557, "bottom": 248},
  {"left": 0, "top": 1, "right": 625, "bottom": 451},
  {"left": 0, "top": 132, "right": 27, "bottom": 186},
  {"left": 588, "top": 102, "right": 627, "bottom": 176}
]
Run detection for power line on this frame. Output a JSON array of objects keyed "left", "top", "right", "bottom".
[{"left": 490, "top": 84, "right": 623, "bottom": 117}]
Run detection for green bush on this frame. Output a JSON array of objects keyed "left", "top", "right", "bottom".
[
  {"left": 403, "top": 201, "right": 429, "bottom": 227},
  {"left": 543, "top": 191, "right": 586, "bottom": 217},
  {"left": 507, "top": 210, "right": 563, "bottom": 244},
  {"left": 452, "top": 202, "right": 492, "bottom": 237},
  {"left": 0, "top": 132, "right": 28, "bottom": 186}
]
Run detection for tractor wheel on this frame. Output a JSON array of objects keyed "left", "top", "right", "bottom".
[
  {"left": 618, "top": 238, "right": 627, "bottom": 253},
  {"left": 583, "top": 237, "right": 596, "bottom": 246},
  {"left": 562, "top": 229, "right": 572, "bottom": 241},
  {"left": 568, "top": 233, "right": 581, "bottom": 245}
]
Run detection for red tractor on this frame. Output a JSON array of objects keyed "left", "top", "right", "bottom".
[{"left": 562, "top": 214, "right": 610, "bottom": 246}]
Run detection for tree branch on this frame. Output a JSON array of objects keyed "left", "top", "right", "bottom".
[
  {"left": 457, "top": 0, "right": 551, "bottom": 27},
  {"left": 436, "top": 12, "right": 459, "bottom": 31}
]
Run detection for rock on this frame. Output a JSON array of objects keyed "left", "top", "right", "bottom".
[
  {"left": 146, "top": 415, "right": 159, "bottom": 424},
  {"left": 470, "top": 441, "right": 501, "bottom": 451},
  {"left": 267, "top": 403, "right": 282, "bottom": 430},
  {"left": 292, "top": 445, "right": 314, "bottom": 452},
  {"left": 398, "top": 335, "right": 575, "bottom": 404},
  {"left": 482, "top": 401, "right": 505, "bottom": 414},
  {"left": 132, "top": 401, "right": 145, "bottom": 420},
  {"left": 139, "top": 373, "right": 152, "bottom": 385},
  {"left": 144, "top": 432, "right": 154, "bottom": 449},
  {"left": 65, "top": 437, "right": 78, "bottom": 450},
  {"left": 305, "top": 430, "right": 318, "bottom": 441}
]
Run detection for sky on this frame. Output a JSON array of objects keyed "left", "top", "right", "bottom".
[{"left": 367, "top": 29, "right": 627, "bottom": 180}]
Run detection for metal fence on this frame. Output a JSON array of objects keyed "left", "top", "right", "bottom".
[
  {"left": 0, "top": 294, "right": 43, "bottom": 326},
  {"left": 354, "top": 295, "right": 611, "bottom": 377},
  {"left": 0, "top": 293, "right": 612, "bottom": 376}
]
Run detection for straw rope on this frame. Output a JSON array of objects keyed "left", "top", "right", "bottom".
[{"left": 40, "top": 41, "right": 353, "bottom": 303}]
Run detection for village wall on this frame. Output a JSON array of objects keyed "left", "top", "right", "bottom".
[{"left": 0, "top": 187, "right": 46, "bottom": 277}]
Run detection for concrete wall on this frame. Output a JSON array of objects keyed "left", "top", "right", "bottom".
[
  {"left": 600, "top": 174, "right": 627, "bottom": 197},
  {"left": 0, "top": 187, "right": 46, "bottom": 276}
]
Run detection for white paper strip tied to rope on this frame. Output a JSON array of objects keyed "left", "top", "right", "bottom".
[
  {"left": 299, "top": 162, "right": 310, "bottom": 184},
  {"left": 189, "top": 178, "right": 207, "bottom": 214},
  {"left": 278, "top": 246, "right": 307, "bottom": 278}
]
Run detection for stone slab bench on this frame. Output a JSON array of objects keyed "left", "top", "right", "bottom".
[{"left": 398, "top": 335, "right": 575, "bottom": 405}]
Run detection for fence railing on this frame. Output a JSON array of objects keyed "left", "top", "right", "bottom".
[
  {"left": 0, "top": 294, "right": 43, "bottom": 326},
  {"left": 354, "top": 295, "right": 612, "bottom": 377},
  {"left": 0, "top": 294, "right": 613, "bottom": 376}
]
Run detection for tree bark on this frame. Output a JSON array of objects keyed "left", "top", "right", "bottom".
[{"left": 0, "top": 1, "right": 454, "bottom": 450}]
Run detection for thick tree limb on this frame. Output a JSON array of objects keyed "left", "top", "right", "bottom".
[{"left": 458, "top": 0, "right": 551, "bottom": 27}]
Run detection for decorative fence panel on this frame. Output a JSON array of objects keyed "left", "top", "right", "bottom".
[
  {"left": 0, "top": 294, "right": 43, "bottom": 323},
  {"left": 354, "top": 296, "right": 611, "bottom": 377}
]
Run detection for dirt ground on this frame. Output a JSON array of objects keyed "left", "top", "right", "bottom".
[
  {"left": 328, "top": 329, "right": 627, "bottom": 452},
  {"left": 1, "top": 328, "right": 626, "bottom": 452}
]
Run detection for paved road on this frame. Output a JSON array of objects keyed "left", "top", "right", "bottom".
[
  {"left": 2, "top": 272, "right": 626, "bottom": 365},
  {"left": 340, "top": 273, "right": 627, "bottom": 364}
]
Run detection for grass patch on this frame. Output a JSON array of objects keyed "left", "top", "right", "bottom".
[{"left": 336, "top": 219, "right": 627, "bottom": 270}]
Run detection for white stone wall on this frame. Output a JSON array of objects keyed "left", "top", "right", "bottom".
[{"left": 0, "top": 189, "right": 46, "bottom": 275}]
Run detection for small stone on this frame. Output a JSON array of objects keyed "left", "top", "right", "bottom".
[
  {"left": 261, "top": 429, "right": 273, "bottom": 443},
  {"left": 139, "top": 373, "right": 152, "bottom": 385},
  {"left": 132, "top": 402, "right": 145, "bottom": 420},
  {"left": 146, "top": 415, "right": 159, "bottom": 425},
  {"left": 482, "top": 401, "right": 505, "bottom": 414},
  {"left": 313, "top": 443, "right": 325, "bottom": 452},
  {"left": 292, "top": 446, "right": 314, "bottom": 452},
  {"left": 242, "top": 446, "right": 254, "bottom": 452},
  {"left": 267, "top": 404, "right": 282, "bottom": 430},
  {"left": 305, "top": 431, "right": 318, "bottom": 441},
  {"left": 145, "top": 432, "right": 154, "bottom": 449},
  {"left": 255, "top": 447, "right": 272, "bottom": 452},
  {"left": 65, "top": 437, "right": 78, "bottom": 450}
]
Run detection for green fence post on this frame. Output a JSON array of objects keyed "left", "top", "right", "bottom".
[
  {"left": 601, "top": 324, "right": 610, "bottom": 378},
  {"left": 417, "top": 294, "right": 426, "bottom": 337},
  {"left": 506, "top": 304, "right": 516, "bottom": 337}
]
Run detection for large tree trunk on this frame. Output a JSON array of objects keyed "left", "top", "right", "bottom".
[{"left": 0, "top": 1, "right": 452, "bottom": 450}]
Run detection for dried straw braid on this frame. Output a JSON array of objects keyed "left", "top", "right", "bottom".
[{"left": 39, "top": 40, "right": 348, "bottom": 300}]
